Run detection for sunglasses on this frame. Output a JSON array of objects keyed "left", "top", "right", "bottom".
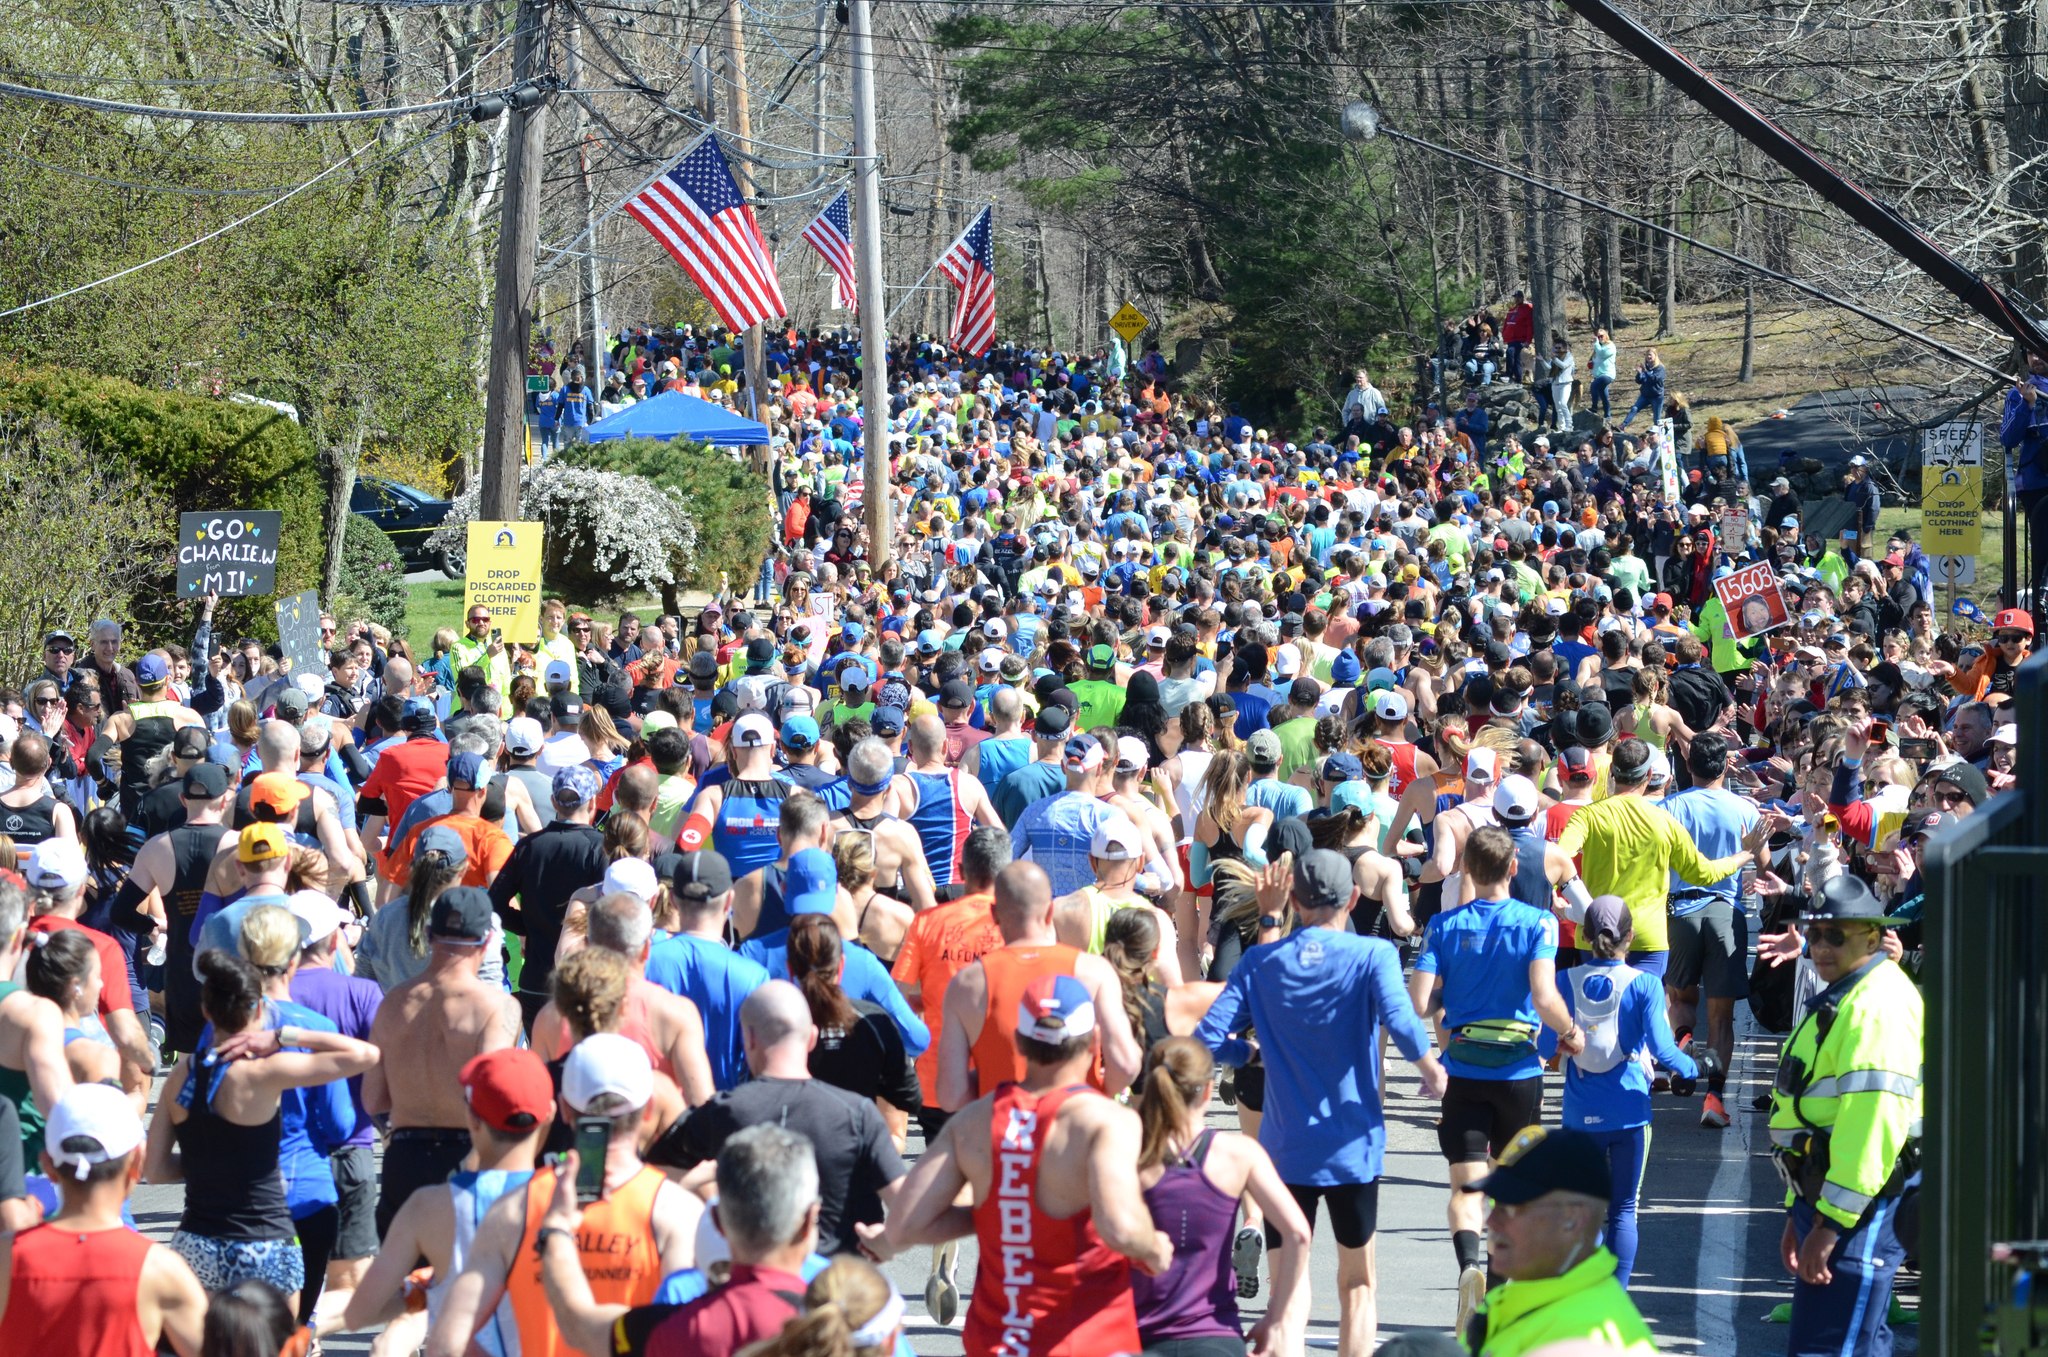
[
  {"left": 1808, "top": 925, "right": 1868, "bottom": 948},
  {"left": 1998, "top": 633, "right": 2027, "bottom": 644},
  {"left": 45, "top": 643, "right": 74, "bottom": 654},
  {"left": 468, "top": 615, "right": 492, "bottom": 624},
  {"left": 34, "top": 696, "right": 63, "bottom": 707}
]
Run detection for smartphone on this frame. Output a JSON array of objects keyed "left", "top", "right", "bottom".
[
  {"left": 1899, "top": 737, "right": 1937, "bottom": 761},
  {"left": 490, "top": 627, "right": 502, "bottom": 645},
  {"left": 572, "top": 1117, "right": 611, "bottom": 1203},
  {"left": 1868, "top": 719, "right": 1891, "bottom": 744}
]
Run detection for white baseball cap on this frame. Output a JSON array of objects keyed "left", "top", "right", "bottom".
[
  {"left": 287, "top": 889, "right": 350, "bottom": 946},
  {"left": 44, "top": 1082, "right": 144, "bottom": 1180},
  {"left": 1372, "top": 689, "right": 1411, "bottom": 722},
  {"left": 602, "top": 858, "right": 659, "bottom": 902},
  {"left": 1146, "top": 627, "right": 1170, "bottom": 648},
  {"left": 504, "top": 717, "right": 546, "bottom": 757},
  {"left": 982, "top": 618, "right": 1007, "bottom": 641},
  {"left": 1089, "top": 815, "right": 1145, "bottom": 861},
  {"left": 1272, "top": 647, "right": 1302, "bottom": 679},
  {"left": 731, "top": 713, "right": 776, "bottom": 749},
  {"left": 560, "top": 1032, "right": 655, "bottom": 1115},
  {"left": 979, "top": 650, "right": 1004, "bottom": 673},
  {"left": 1492, "top": 773, "right": 1540, "bottom": 823},
  {"left": 25, "top": 838, "right": 87, "bottom": 895},
  {"left": 1465, "top": 748, "right": 1499, "bottom": 784},
  {"left": 1114, "top": 736, "right": 1150, "bottom": 773},
  {"left": 543, "top": 658, "right": 574, "bottom": 689}
]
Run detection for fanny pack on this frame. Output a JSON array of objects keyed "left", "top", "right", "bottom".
[{"left": 1448, "top": 1019, "right": 1540, "bottom": 1068}]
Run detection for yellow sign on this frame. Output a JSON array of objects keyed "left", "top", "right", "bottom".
[
  {"left": 1109, "top": 303, "right": 1150, "bottom": 345},
  {"left": 1921, "top": 421, "right": 1983, "bottom": 556},
  {"left": 464, "top": 520, "right": 545, "bottom": 645}
]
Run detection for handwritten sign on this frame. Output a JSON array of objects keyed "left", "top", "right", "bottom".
[
  {"left": 177, "top": 511, "right": 282, "bottom": 597},
  {"left": 273, "top": 589, "right": 326, "bottom": 675},
  {"left": 1713, "top": 560, "right": 1791, "bottom": 640}
]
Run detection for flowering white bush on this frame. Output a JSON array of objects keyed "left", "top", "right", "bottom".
[{"left": 429, "top": 464, "right": 699, "bottom": 600}]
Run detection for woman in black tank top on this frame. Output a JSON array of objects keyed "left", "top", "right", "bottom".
[{"left": 145, "top": 945, "right": 379, "bottom": 1304}]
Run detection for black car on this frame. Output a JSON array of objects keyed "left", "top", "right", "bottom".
[{"left": 352, "top": 475, "right": 456, "bottom": 575}]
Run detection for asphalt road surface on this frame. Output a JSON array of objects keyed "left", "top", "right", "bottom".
[{"left": 126, "top": 1011, "right": 1918, "bottom": 1355}]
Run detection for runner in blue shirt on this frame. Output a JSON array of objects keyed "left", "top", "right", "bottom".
[
  {"left": 642, "top": 851, "right": 770, "bottom": 1090},
  {"left": 1197, "top": 847, "right": 1446, "bottom": 1357},
  {"left": 1657, "top": 732, "right": 1760, "bottom": 1129},
  {"left": 1407, "top": 824, "right": 1580, "bottom": 1336}
]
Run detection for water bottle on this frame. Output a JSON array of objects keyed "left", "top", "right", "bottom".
[{"left": 146, "top": 930, "right": 167, "bottom": 967}]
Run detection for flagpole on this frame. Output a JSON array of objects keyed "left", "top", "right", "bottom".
[
  {"left": 888, "top": 200, "right": 998, "bottom": 328},
  {"left": 849, "top": 0, "right": 891, "bottom": 559}
]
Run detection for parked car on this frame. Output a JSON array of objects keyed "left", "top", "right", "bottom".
[{"left": 352, "top": 475, "right": 456, "bottom": 576}]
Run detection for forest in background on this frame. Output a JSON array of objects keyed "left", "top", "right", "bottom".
[{"left": 2, "top": 0, "right": 2039, "bottom": 454}]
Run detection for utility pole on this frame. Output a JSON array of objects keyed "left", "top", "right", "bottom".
[
  {"left": 849, "top": 0, "right": 891, "bottom": 557},
  {"left": 565, "top": 18, "right": 603, "bottom": 396},
  {"left": 480, "top": 0, "right": 549, "bottom": 523},
  {"left": 723, "top": 0, "right": 771, "bottom": 435}
]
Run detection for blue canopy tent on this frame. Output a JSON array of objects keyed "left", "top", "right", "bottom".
[{"left": 583, "top": 390, "right": 769, "bottom": 446}]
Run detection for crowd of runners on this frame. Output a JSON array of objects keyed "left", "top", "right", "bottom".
[{"left": 0, "top": 321, "right": 1995, "bottom": 1357}]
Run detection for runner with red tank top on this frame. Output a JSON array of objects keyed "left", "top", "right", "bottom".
[
  {"left": 855, "top": 972, "right": 1173, "bottom": 1357},
  {"left": 933, "top": 863, "right": 1143, "bottom": 1113},
  {"left": 0, "top": 1085, "right": 206, "bottom": 1357},
  {"left": 1364, "top": 687, "right": 1434, "bottom": 796},
  {"left": 1544, "top": 745, "right": 1599, "bottom": 963}
]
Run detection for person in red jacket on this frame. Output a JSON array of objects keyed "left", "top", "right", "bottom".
[
  {"left": 782, "top": 488, "right": 812, "bottom": 548},
  {"left": 1501, "top": 290, "right": 1535, "bottom": 382}
]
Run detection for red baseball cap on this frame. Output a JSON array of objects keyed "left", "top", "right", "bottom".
[
  {"left": 460, "top": 1048, "right": 554, "bottom": 1133},
  {"left": 1558, "top": 745, "right": 1596, "bottom": 782},
  {"left": 1993, "top": 608, "right": 2035, "bottom": 637}
]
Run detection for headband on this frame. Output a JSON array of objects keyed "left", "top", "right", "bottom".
[{"left": 851, "top": 1290, "right": 906, "bottom": 1348}]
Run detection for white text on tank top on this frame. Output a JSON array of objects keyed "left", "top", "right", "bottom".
[{"left": 997, "top": 1105, "right": 1040, "bottom": 1351}]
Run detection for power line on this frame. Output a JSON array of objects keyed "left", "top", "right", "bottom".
[{"left": 0, "top": 75, "right": 515, "bottom": 124}]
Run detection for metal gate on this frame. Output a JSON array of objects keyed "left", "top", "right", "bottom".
[{"left": 1924, "top": 647, "right": 2048, "bottom": 1354}]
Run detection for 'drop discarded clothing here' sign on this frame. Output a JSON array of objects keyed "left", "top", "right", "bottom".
[
  {"left": 1713, "top": 560, "right": 1792, "bottom": 640},
  {"left": 177, "top": 511, "right": 282, "bottom": 597},
  {"left": 1920, "top": 419, "right": 1983, "bottom": 556},
  {"left": 464, "top": 521, "right": 545, "bottom": 645}
]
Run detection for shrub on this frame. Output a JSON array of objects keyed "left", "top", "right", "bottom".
[
  {"left": 556, "top": 437, "right": 772, "bottom": 590},
  {"left": 338, "top": 516, "right": 410, "bottom": 641},
  {"left": 0, "top": 416, "right": 173, "bottom": 684},
  {"left": 0, "top": 363, "right": 322, "bottom": 646},
  {"left": 428, "top": 463, "right": 699, "bottom": 607}
]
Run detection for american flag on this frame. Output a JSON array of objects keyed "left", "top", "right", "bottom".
[
  {"left": 938, "top": 205, "right": 997, "bottom": 358},
  {"left": 624, "top": 136, "right": 786, "bottom": 330},
  {"left": 801, "top": 188, "right": 857, "bottom": 311}
]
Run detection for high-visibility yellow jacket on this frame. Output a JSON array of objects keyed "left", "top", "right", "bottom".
[
  {"left": 1768, "top": 955, "right": 1923, "bottom": 1229},
  {"left": 1471, "top": 1248, "right": 1659, "bottom": 1356}
]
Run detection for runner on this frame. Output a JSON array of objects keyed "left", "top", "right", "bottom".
[
  {"left": 363, "top": 886, "right": 523, "bottom": 1235},
  {"left": 856, "top": 972, "right": 1173, "bottom": 1357},
  {"left": 1408, "top": 825, "right": 1581, "bottom": 1336},
  {"left": 933, "top": 861, "right": 1144, "bottom": 1110},
  {"left": 1197, "top": 848, "right": 1447, "bottom": 1356}
]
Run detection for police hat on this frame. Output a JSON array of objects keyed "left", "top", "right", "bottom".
[{"left": 1797, "top": 874, "right": 1907, "bottom": 927}]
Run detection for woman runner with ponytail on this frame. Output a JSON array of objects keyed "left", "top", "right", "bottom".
[
  {"left": 742, "top": 1255, "right": 906, "bottom": 1357},
  {"left": 1132, "top": 1036, "right": 1311, "bottom": 1357}
]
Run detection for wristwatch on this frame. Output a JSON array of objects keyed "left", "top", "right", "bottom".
[
  {"left": 533, "top": 1226, "right": 575, "bottom": 1259},
  {"left": 1258, "top": 914, "right": 1285, "bottom": 930}
]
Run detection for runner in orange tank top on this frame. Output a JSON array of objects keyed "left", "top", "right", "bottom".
[
  {"left": 856, "top": 966, "right": 1174, "bottom": 1357},
  {"left": 933, "top": 863, "right": 1143, "bottom": 1112},
  {"left": 424, "top": 1036, "right": 699, "bottom": 1357}
]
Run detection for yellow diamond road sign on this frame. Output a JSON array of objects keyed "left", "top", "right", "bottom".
[{"left": 1110, "top": 303, "right": 1149, "bottom": 344}]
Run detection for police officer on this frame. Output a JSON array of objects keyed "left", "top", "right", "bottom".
[{"left": 1768, "top": 875, "right": 1922, "bottom": 1357}]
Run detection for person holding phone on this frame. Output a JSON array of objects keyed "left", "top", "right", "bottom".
[{"left": 426, "top": 1035, "right": 699, "bottom": 1357}]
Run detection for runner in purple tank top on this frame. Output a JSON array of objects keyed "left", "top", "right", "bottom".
[{"left": 1133, "top": 1036, "right": 1312, "bottom": 1357}]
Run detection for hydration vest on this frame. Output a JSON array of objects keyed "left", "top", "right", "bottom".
[{"left": 1569, "top": 963, "right": 1645, "bottom": 1075}]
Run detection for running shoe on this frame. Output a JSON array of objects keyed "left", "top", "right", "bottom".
[
  {"left": 1232, "top": 1226, "right": 1265, "bottom": 1299},
  {"left": 1700, "top": 1092, "right": 1731, "bottom": 1128},
  {"left": 1455, "top": 1264, "right": 1488, "bottom": 1339},
  {"left": 925, "top": 1239, "right": 959, "bottom": 1326}
]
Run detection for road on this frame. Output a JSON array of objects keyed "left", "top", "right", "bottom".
[{"left": 126, "top": 1006, "right": 1914, "bottom": 1355}]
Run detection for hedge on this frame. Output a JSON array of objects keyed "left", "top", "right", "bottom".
[
  {"left": 0, "top": 363, "right": 324, "bottom": 643},
  {"left": 557, "top": 437, "right": 773, "bottom": 592}
]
